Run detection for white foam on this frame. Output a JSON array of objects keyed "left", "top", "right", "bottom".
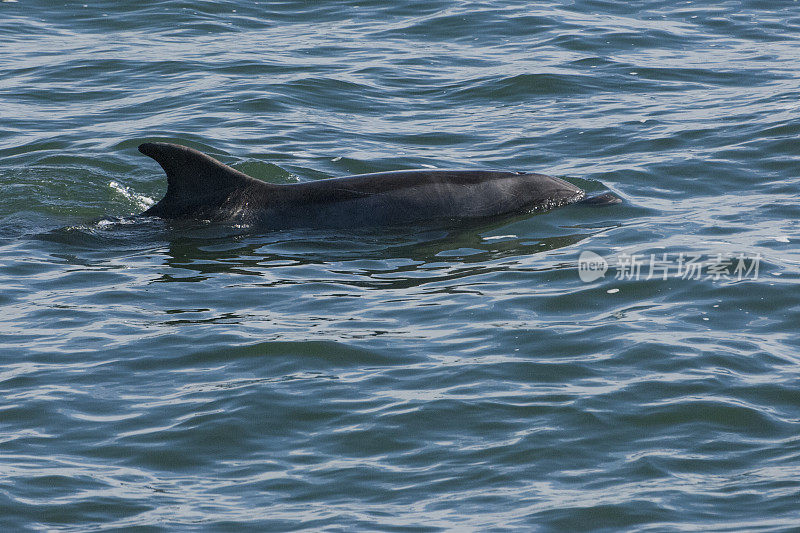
[
  {"left": 108, "top": 181, "right": 155, "bottom": 211},
  {"left": 483, "top": 234, "right": 517, "bottom": 241}
]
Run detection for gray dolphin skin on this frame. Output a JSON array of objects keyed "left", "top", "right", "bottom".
[{"left": 139, "top": 142, "right": 607, "bottom": 228}]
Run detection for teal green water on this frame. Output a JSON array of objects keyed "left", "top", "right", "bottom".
[{"left": 2, "top": 1, "right": 800, "bottom": 530}]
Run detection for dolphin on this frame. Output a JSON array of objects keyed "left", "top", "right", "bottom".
[{"left": 138, "top": 142, "right": 618, "bottom": 228}]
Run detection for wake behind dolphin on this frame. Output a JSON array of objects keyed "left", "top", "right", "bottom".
[{"left": 138, "top": 142, "right": 618, "bottom": 229}]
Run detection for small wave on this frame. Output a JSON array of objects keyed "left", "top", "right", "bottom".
[{"left": 108, "top": 181, "right": 154, "bottom": 211}]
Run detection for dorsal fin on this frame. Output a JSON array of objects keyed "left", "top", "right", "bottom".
[{"left": 139, "top": 142, "right": 267, "bottom": 219}]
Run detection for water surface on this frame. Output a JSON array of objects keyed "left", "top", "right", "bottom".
[{"left": 1, "top": 1, "right": 799, "bottom": 530}]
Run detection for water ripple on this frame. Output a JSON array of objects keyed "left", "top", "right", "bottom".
[{"left": 2, "top": 0, "right": 800, "bottom": 530}]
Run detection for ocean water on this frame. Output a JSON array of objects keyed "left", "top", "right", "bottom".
[{"left": 2, "top": 1, "right": 800, "bottom": 530}]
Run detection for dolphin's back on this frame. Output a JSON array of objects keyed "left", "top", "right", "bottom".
[
  {"left": 138, "top": 142, "right": 585, "bottom": 228},
  {"left": 277, "top": 170, "right": 583, "bottom": 227}
]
